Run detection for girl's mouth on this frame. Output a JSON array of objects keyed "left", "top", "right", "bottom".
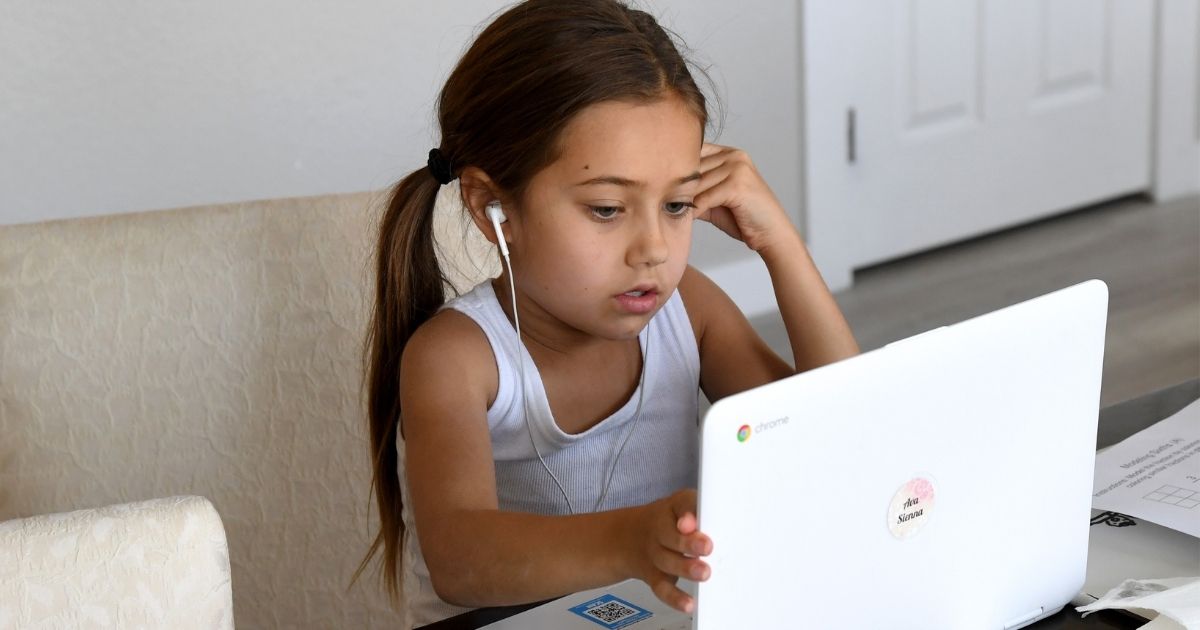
[{"left": 615, "top": 290, "right": 657, "bottom": 314}]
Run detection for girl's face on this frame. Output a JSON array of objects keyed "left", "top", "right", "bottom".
[{"left": 506, "top": 95, "right": 703, "bottom": 345}]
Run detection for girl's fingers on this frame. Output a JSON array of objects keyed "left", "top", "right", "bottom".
[
  {"left": 700, "top": 142, "right": 728, "bottom": 158},
  {"left": 649, "top": 571, "right": 697, "bottom": 613},
  {"left": 693, "top": 170, "right": 735, "bottom": 218},
  {"left": 696, "top": 206, "right": 745, "bottom": 242},
  {"left": 641, "top": 492, "right": 713, "bottom": 614},
  {"left": 657, "top": 511, "right": 693, "bottom": 552},
  {"left": 660, "top": 493, "right": 710, "bottom": 550},
  {"left": 693, "top": 151, "right": 747, "bottom": 239},
  {"left": 696, "top": 159, "right": 734, "bottom": 193},
  {"left": 695, "top": 160, "right": 757, "bottom": 213},
  {"left": 651, "top": 546, "right": 711, "bottom": 581},
  {"left": 698, "top": 149, "right": 742, "bottom": 184},
  {"left": 700, "top": 144, "right": 749, "bottom": 169},
  {"left": 656, "top": 519, "right": 712, "bottom": 557},
  {"left": 700, "top": 144, "right": 792, "bottom": 249},
  {"left": 699, "top": 149, "right": 728, "bottom": 173},
  {"left": 667, "top": 489, "right": 698, "bottom": 520}
]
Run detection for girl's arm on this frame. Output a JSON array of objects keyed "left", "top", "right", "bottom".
[
  {"left": 757, "top": 230, "right": 859, "bottom": 372},
  {"left": 409, "top": 493, "right": 707, "bottom": 611},
  {"left": 401, "top": 311, "right": 710, "bottom": 612},
  {"left": 688, "top": 144, "right": 859, "bottom": 391}
]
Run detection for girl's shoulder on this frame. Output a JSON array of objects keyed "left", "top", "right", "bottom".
[
  {"left": 403, "top": 307, "right": 500, "bottom": 412},
  {"left": 674, "top": 264, "right": 795, "bottom": 403},
  {"left": 675, "top": 264, "right": 714, "bottom": 347}
]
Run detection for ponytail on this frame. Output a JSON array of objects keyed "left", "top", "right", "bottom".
[{"left": 351, "top": 166, "right": 448, "bottom": 603}]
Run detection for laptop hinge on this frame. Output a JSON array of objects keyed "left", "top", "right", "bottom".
[{"left": 1001, "top": 606, "right": 1044, "bottom": 630}]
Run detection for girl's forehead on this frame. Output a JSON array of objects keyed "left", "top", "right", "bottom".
[{"left": 548, "top": 97, "right": 703, "bottom": 185}]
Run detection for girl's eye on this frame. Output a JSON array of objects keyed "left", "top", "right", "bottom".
[
  {"left": 587, "top": 202, "right": 695, "bottom": 222},
  {"left": 589, "top": 206, "right": 621, "bottom": 221},
  {"left": 666, "top": 201, "right": 696, "bottom": 216}
]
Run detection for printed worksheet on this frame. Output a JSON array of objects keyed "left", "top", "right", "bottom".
[{"left": 1092, "top": 398, "right": 1200, "bottom": 538}]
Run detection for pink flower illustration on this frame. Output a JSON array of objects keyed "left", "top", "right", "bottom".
[{"left": 912, "top": 478, "right": 934, "bottom": 501}]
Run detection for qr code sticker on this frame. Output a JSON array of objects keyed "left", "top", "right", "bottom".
[
  {"left": 568, "top": 594, "right": 652, "bottom": 628},
  {"left": 588, "top": 601, "right": 639, "bottom": 623}
]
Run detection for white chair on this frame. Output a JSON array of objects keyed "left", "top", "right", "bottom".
[{"left": 0, "top": 495, "right": 234, "bottom": 629}]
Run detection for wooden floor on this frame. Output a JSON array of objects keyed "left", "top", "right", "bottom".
[{"left": 749, "top": 193, "right": 1200, "bottom": 408}]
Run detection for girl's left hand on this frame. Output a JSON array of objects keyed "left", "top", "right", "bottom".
[{"left": 693, "top": 143, "right": 797, "bottom": 255}]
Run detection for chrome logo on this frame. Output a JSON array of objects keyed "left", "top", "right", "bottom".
[{"left": 736, "top": 424, "right": 752, "bottom": 442}]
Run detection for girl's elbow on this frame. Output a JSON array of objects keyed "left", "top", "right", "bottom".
[
  {"left": 429, "top": 578, "right": 466, "bottom": 607},
  {"left": 424, "top": 540, "right": 495, "bottom": 607},
  {"left": 426, "top": 558, "right": 474, "bottom": 607}
]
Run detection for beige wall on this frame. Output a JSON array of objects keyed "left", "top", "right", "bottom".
[{"left": 0, "top": 185, "right": 495, "bottom": 627}]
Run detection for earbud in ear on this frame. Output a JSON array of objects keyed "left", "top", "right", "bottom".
[
  {"left": 485, "top": 201, "right": 509, "bottom": 257},
  {"left": 485, "top": 200, "right": 507, "bottom": 225}
]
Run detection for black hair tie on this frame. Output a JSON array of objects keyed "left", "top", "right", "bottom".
[{"left": 427, "top": 148, "right": 455, "bottom": 185}]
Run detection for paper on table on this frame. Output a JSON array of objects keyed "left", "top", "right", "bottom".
[
  {"left": 1076, "top": 577, "right": 1200, "bottom": 629},
  {"left": 1091, "top": 399, "right": 1200, "bottom": 538}
]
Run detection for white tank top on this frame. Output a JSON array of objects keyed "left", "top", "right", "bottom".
[{"left": 395, "top": 279, "right": 701, "bottom": 628}]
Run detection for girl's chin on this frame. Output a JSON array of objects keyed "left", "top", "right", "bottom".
[{"left": 613, "top": 313, "right": 658, "bottom": 339}]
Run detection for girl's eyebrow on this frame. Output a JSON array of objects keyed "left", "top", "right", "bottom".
[{"left": 574, "top": 172, "right": 701, "bottom": 188}]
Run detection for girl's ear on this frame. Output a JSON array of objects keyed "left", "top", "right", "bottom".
[{"left": 458, "top": 166, "right": 513, "bottom": 248}]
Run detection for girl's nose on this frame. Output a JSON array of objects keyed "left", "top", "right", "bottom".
[{"left": 628, "top": 214, "right": 669, "bottom": 267}]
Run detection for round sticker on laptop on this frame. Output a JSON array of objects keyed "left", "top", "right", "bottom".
[{"left": 887, "top": 476, "right": 936, "bottom": 539}]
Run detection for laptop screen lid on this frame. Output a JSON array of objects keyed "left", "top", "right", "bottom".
[{"left": 695, "top": 279, "right": 1108, "bottom": 630}]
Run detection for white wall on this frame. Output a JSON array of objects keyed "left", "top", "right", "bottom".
[{"left": 0, "top": 1, "right": 801, "bottom": 293}]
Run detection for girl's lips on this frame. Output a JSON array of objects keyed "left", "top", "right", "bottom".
[{"left": 615, "top": 290, "right": 657, "bottom": 314}]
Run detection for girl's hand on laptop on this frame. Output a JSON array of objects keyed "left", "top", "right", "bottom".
[
  {"left": 693, "top": 143, "right": 798, "bottom": 257},
  {"left": 623, "top": 489, "right": 713, "bottom": 613}
]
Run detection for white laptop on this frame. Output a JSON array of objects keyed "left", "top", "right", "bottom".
[
  {"left": 481, "top": 279, "right": 1109, "bottom": 629},
  {"left": 695, "top": 278, "right": 1109, "bottom": 629}
]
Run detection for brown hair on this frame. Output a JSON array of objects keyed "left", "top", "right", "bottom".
[{"left": 353, "top": 0, "right": 717, "bottom": 604}]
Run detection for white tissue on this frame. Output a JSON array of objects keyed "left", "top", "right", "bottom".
[{"left": 1076, "top": 577, "right": 1200, "bottom": 630}]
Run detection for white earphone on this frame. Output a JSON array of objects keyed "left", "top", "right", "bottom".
[
  {"left": 484, "top": 199, "right": 648, "bottom": 515},
  {"left": 485, "top": 200, "right": 509, "bottom": 257}
]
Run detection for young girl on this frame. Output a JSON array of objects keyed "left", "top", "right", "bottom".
[{"left": 356, "top": 1, "right": 858, "bottom": 627}]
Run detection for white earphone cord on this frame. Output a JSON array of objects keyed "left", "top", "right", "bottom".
[{"left": 500, "top": 252, "right": 648, "bottom": 515}]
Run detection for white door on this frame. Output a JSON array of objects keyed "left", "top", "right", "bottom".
[
  {"left": 1154, "top": 0, "right": 1200, "bottom": 202},
  {"left": 803, "top": 0, "right": 1154, "bottom": 291}
]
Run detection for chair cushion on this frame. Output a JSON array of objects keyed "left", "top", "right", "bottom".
[{"left": 0, "top": 495, "right": 233, "bottom": 630}]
